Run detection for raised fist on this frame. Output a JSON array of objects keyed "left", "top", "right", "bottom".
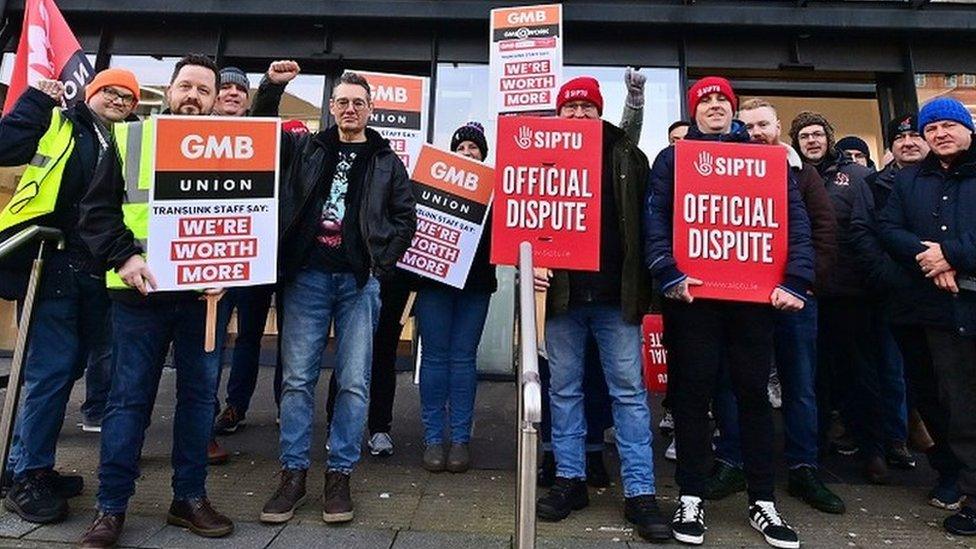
[
  {"left": 34, "top": 79, "right": 65, "bottom": 103},
  {"left": 624, "top": 67, "right": 646, "bottom": 109},
  {"left": 267, "top": 60, "right": 301, "bottom": 84}
]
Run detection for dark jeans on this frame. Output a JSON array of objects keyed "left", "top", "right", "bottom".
[
  {"left": 891, "top": 324, "right": 961, "bottom": 477},
  {"left": 216, "top": 284, "right": 278, "bottom": 416},
  {"left": 81, "top": 307, "right": 113, "bottom": 423},
  {"left": 714, "top": 298, "right": 820, "bottom": 469},
  {"left": 8, "top": 270, "right": 111, "bottom": 480},
  {"left": 664, "top": 299, "right": 775, "bottom": 502},
  {"left": 97, "top": 299, "right": 222, "bottom": 513},
  {"left": 326, "top": 275, "right": 412, "bottom": 435},
  {"left": 924, "top": 327, "right": 976, "bottom": 497},
  {"left": 539, "top": 333, "right": 611, "bottom": 452},
  {"left": 878, "top": 318, "right": 908, "bottom": 444},
  {"left": 816, "top": 297, "right": 885, "bottom": 459}
]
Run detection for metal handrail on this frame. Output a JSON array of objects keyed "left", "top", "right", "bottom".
[
  {"left": 0, "top": 225, "right": 64, "bottom": 485},
  {"left": 515, "top": 241, "right": 542, "bottom": 549}
]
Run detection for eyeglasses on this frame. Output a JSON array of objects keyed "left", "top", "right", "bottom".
[
  {"left": 101, "top": 87, "right": 136, "bottom": 107},
  {"left": 560, "top": 102, "right": 598, "bottom": 115},
  {"left": 332, "top": 98, "right": 369, "bottom": 111},
  {"left": 798, "top": 131, "right": 826, "bottom": 141}
]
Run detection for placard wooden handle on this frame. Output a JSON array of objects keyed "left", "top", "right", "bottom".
[{"left": 204, "top": 293, "right": 224, "bottom": 352}]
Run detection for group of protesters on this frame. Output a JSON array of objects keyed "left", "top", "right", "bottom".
[{"left": 0, "top": 50, "right": 972, "bottom": 549}]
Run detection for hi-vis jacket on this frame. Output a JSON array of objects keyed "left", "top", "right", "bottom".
[{"left": 103, "top": 119, "right": 152, "bottom": 289}]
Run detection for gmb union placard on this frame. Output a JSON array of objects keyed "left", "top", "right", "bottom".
[
  {"left": 397, "top": 144, "right": 493, "bottom": 288},
  {"left": 147, "top": 115, "right": 280, "bottom": 291},
  {"left": 489, "top": 3, "right": 563, "bottom": 115},
  {"left": 491, "top": 115, "right": 602, "bottom": 270},
  {"left": 351, "top": 70, "right": 429, "bottom": 175},
  {"left": 673, "top": 139, "right": 788, "bottom": 303}
]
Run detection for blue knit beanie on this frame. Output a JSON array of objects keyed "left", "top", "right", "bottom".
[{"left": 919, "top": 97, "right": 974, "bottom": 133}]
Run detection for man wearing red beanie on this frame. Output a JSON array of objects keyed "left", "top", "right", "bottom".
[
  {"left": 645, "top": 76, "right": 814, "bottom": 547},
  {"left": 0, "top": 68, "right": 139, "bottom": 524},
  {"left": 535, "top": 75, "right": 669, "bottom": 543}
]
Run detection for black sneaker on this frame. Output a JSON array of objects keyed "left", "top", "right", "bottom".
[
  {"left": 537, "top": 477, "right": 588, "bottom": 521},
  {"left": 749, "top": 500, "right": 799, "bottom": 549},
  {"left": 886, "top": 442, "right": 917, "bottom": 470},
  {"left": 537, "top": 451, "right": 556, "bottom": 488},
  {"left": 585, "top": 451, "right": 610, "bottom": 488},
  {"left": 3, "top": 471, "right": 68, "bottom": 524},
  {"left": 671, "top": 495, "right": 705, "bottom": 545},
  {"left": 1, "top": 469, "right": 83, "bottom": 499},
  {"left": 944, "top": 505, "right": 976, "bottom": 536},
  {"left": 625, "top": 494, "right": 671, "bottom": 542},
  {"left": 787, "top": 466, "right": 845, "bottom": 514},
  {"left": 703, "top": 461, "right": 746, "bottom": 500},
  {"left": 213, "top": 405, "right": 245, "bottom": 435}
]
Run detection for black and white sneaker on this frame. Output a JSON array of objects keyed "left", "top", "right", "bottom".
[
  {"left": 671, "top": 495, "right": 705, "bottom": 545},
  {"left": 749, "top": 500, "right": 799, "bottom": 549}
]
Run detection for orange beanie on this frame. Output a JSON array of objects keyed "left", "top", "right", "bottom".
[{"left": 85, "top": 68, "right": 140, "bottom": 103}]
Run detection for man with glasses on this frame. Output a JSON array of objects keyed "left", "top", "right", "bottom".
[
  {"left": 534, "top": 76, "right": 670, "bottom": 543},
  {"left": 789, "top": 111, "right": 887, "bottom": 484},
  {"left": 250, "top": 64, "right": 416, "bottom": 525},
  {"left": 0, "top": 69, "right": 139, "bottom": 524}
]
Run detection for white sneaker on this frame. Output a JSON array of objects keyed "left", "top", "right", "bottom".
[
  {"left": 665, "top": 438, "right": 677, "bottom": 461},
  {"left": 749, "top": 500, "right": 799, "bottom": 549},
  {"left": 603, "top": 427, "right": 616, "bottom": 445},
  {"left": 368, "top": 432, "right": 394, "bottom": 456},
  {"left": 768, "top": 374, "right": 783, "bottom": 410},
  {"left": 659, "top": 410, "right": 675, "bottom": 435}
]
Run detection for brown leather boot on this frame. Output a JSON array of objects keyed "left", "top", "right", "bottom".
[
  {"left": 260, "top": 469, "right": 307, "bottom": 523},
  {"left": 166, "top": 497, "right": 234, "bottom": 538},
  {"left": 78, "top": 511, "right": 125, "bottom": 549},
  {"left": 207, "top": 438, "right": 229, "bottom": 465},
  {"left": 322, "top": 471, "right": 353, "bottom": 523}
]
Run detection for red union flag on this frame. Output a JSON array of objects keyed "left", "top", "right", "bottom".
[
  {"left": 673, "top": 140, "right": 789, "bottom": 303},
  {"left": 642, "top": 314, "right": 667, "bottom": 394},
  {"left": 491, "top": 115, "right": 602, "bottom": 270},
  {"left": 3, "top": 0, "right": 94, "bottom": 113}
]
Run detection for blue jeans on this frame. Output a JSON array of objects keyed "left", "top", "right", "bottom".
[
  {"left": 714, "top": 297, "right": 820, "bottom": 469},
  {"left": 545, "top": 304, "right": 655, "bottom": 498},
  {"left": 214, "top": 284, "right": 276, "bottom": 416},
  {"left": 97, "top": 298, "right": 222, "bottom": 513},
  {"left": 81, "top": 308, "right": 114, "bottom": 423},
  {"left": 878, "top": 319, "right": 908, "bottom": 444},
  {"left": 8, "top": 270, "right": 110, "bottom": 480},
  {"left": 278, "top": 269, "right": 379, "bottom": 473},
  {"left": 415, "top": 286, "right": 491, "bottom": 445},
  {"left": 539, "top": 335, "right": 612, "bottom": 452}
]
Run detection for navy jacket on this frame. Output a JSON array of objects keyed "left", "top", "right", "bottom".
[
  {"left": 0, "top": 87, "right": 105, "bottom": 299},
  {"left": 644, "top": 122, "right": 815, "bottom": 300},
  {"left": 879, "top": 146, "right": 976, "bottom": 335}
]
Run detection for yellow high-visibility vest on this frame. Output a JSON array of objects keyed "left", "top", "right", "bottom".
[
  {"left": 0, "top": 109, "right": 75, "bottom": 233},
  {"left": 105, "top": 118, "right": 154, "bottom": 290}
]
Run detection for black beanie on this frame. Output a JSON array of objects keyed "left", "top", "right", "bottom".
[
  {"left": 886, "top": 114, "right": 918, "bottom": 147},
  {"left": 451, "top": 122, "right": 489, "bottom": 160},
  {"left": 836, "top": 135, "right": 871, "bottom": 160}
]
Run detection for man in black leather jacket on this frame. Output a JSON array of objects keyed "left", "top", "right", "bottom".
[{"left": 251, "top": 61, "right": 416, "bottom": 526}]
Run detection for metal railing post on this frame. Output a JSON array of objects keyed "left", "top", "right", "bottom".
[
  {"left": 515, "top": 241, "right": 542, "bottom": 549},
  {"left": 0, "top": 226, "right": 64, "bottom": 484}
]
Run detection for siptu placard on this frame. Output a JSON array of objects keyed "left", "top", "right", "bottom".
[
  {"left": 489, "top": 3, "right": 563, "bottom": 116},
  {"left": 147, "top": 116, "right": 280, "bottom": 291},
  {"left": 491, "top": 115, "right": 601, "bottom": 270},
  {"left": 397, "top": 144, "right": 494, "bottom": 288},
  {"left": 673, "top": 140, "right": 788, "bottom": 303}
]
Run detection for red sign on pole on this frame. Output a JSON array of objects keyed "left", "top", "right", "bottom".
[
  {"left": 673, "top": 140, "right": 789, "bottom": 303},
  {"left": 642, "top": 314, "right": 667, "bottom": 394},
  {"left": 491, "top": 116, "right": 602, "bottom": 270}
]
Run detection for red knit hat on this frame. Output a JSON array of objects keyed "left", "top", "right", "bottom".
[
  {"left": 687, "top": 76, "right": 736, "bottom": 118},
  {"left": 556, "top": 76, "right": 603, "bottom": 115},
  {"left": 85, "top": 68, "right": 140, "bottom": 103}
]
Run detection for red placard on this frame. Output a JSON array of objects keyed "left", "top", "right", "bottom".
[
  {"left": 673, "top": 140, "right": 788, "bottom": 302},
  {"left": 642, "top": 314, "right": 667, "bottom": 394},
  {"left": 491, "top": 116, "right": 602, "bottom": 270}
]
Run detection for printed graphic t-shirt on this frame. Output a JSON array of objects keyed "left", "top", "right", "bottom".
[{"left": 313, "top": 141, "right": 367, "bottom": 272}]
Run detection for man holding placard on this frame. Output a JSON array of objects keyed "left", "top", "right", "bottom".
[
  {"left": 77, "top": 54, "right": 235, "bottom": 547},
  {"left": 531, "top": 77, "right": 670, "bottom": 543},
  {"left": 645, "top": 76, "right": 813, "bottom": 548}
]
